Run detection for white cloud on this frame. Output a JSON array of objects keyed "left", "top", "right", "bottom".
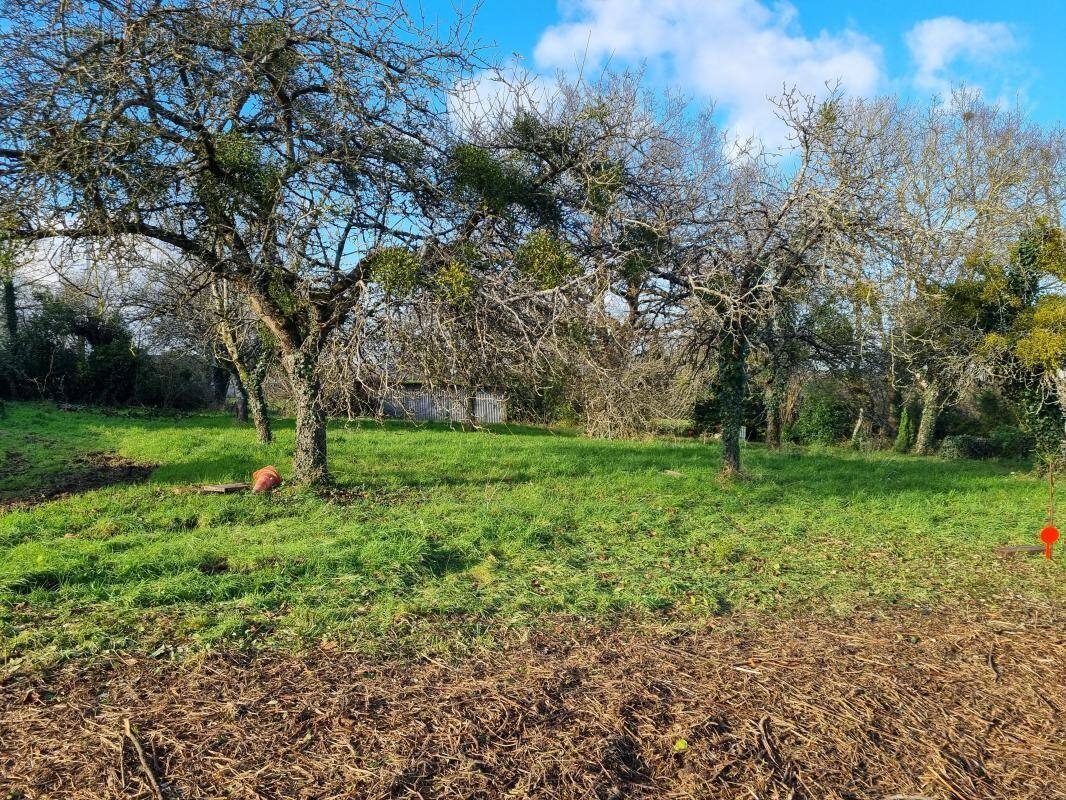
[
  {"left": 532, "top": 0, "right": 883, "bottom": 146},
  {"left": 905, "top": 17, "right": 1016, "bottom": 92}
]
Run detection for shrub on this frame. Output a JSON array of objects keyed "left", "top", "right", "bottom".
[
  {"left": 653, "top": 419, "right": 694, "bottom": 438},
  {"left": 935, "top": 404, "right": 983, "bottom": 438},
  {"left": 505, "top": 369, "right": 577, "bottom": 425},
  {"left": 692, "top": 385, "right": 764, "bottom": 437},
  {"left": 4, "top": 293, "right": 216, "bottom": 410},
  {"left": 940, "top": 428, "right": 1034, "bottom": 461},
  {"left": 988, "top": 425, "right": 1035, "bottom": 459},
  {"left": 691, "top": 390, "right": 719, "bottom": 433},
  {"left": 855, "top": 435, "right": 890, "bottom": 453},
  {"left": 85, "top": 337, "right": 140, "bottom": 405},
  {"left": 974, "top": 390, "right": 1016, "bottom": 431},
  {"left": 134, "top": 351, "right": 216, "bottom": 410},
  {"left": 789, "top": 388, "right": 853, "bottom": 446},
  {"left": 1010, "top": 386, "right": 1064, "bottom": 460},
  {"left": 893, "top": 406, "right": 915, "bottom": 453},
  {"left": 940, "top": 435, "right": 995, "bottom": 460},
  {"left": 6, "top": 294, "right": 140, "bottom": 404}
]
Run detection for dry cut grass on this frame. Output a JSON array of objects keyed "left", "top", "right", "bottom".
[{"left": 3, "top": 600, "right": 1063, "bottom": 799}]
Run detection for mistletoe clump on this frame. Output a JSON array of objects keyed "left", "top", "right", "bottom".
[{"left": 514, "top": 229, "right": 579, "bottom": 290}]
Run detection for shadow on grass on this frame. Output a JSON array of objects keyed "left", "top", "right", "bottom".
[
  {"left": 2, "top": 402, "right": 1030, "bottom": 508},
  {"left": 0, "top": 452, "right": 157, "bottom": 509},
  {"left": 174, "top": 429, "right": 1022, "bottom": 501}
]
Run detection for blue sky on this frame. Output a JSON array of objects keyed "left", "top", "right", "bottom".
[{"left": 422, "top": 0, "right": 1064, "bottom": 142}]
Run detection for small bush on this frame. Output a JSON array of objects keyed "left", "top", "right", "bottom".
[
  {"left": 987, "top": 425, "right": 1034, "bottom": 459},
  {"left": 940, "top": 435, "right": 995, "bottom": 460},
  {"left": 691, "top": 385, "right": 764, "bottom": 437},
  {"left": 936, "top": 405, "right": 983, "bottom": 438},
  {"left": 855, "top": 435, "right": 890, "bottom": 453},
  {"left": 789, "top": 389, "right": 853, "bottom": 446},
  {"left": 940, "top": 428, "right": 1034, "bottom": 461},
  {"left": 974, "top": 390, "right": 1016, "bottom": 431},
  {"left": 135, "top": 351, "right": 215, "bottom": 410},
  {"left": 893, "top": 406, "right": 915, "bottom": 453},
  {"left": 653, "top": 419, "right": 694, "bottom": 438}
]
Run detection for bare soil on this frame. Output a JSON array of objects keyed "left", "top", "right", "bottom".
[
  {"left": 0, "top": 452, "right": 156, "bottom": 510},
  {"left": 0, "top": 449, "right": 28, "bottom": 481},
  {"left": 2, "top": 602, "right": 1062, "bottom": 799}
]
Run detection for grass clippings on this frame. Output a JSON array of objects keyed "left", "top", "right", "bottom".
[{"left": 2, "top": 603, "right": 1062, "bottom": 799}]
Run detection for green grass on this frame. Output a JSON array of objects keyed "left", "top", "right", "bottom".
[{"left": 0, "top": 401, "right": 1061, "bottom": 668}]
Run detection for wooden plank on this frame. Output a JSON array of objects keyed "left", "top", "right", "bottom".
[
  {"left": 200, "top": 482, "right": 251, "bottom": 494},
  {"left": 174, "top": 482, "right": 251, "bottom": 495},
  {"left": 994, "top": 545, "right": 1045, "bottom": 556}
]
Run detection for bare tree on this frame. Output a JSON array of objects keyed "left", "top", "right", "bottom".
[
  {"left": 210, "top": 279, "right": 273, "bottom": 441},
  {"left": 0, "top": 0, "right": 479, "bottom": 483},
  {"left": 640, "top": 90, "right": 893, "bottom": 473},
  {"left": 867, "top": 91, "right": 1063, "bottom": 453},
  {"left": 359, "top": 70, "right": 708, "bottom": 437}
]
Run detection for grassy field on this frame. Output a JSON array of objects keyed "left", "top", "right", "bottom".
[{"left": 0, "top": 401, "right": 1061, "bottom": 669}]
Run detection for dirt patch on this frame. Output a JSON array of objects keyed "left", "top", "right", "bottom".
[
  {"left": 2, "top": 604, "right": 1062, "bottom": 799},
  {"left": 0, "top": 451, "right": 156, "bottom": 510},
  {"left": 0, "top": 449, "right": 28, "bottom": 480}
]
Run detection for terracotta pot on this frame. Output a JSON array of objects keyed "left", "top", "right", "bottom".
[{"left": 251, "top": 465, "right": 282, "bottom": 493}]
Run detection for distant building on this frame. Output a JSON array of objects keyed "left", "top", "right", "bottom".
[{"left": 382, "top": 382, "right": 507, "bottom": 424}]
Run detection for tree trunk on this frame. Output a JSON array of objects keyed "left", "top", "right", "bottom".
[
  {"left": 765, "top": 385, "right": 781, "bottom": 449},
  {"left": 210, "top": 362, "right": 230, "bottom": 409},
  {"left": 3, "top": 277, "right": 16, "bottom": 339},
  {"left": 850, "top": 407, "right": 866, "bottom": 448},
  {"left": 233, "top": 372, "right": 250, "bottom": 423},
  {"left": 218, "top": 326, "right": 272, "bottom": 443},
  {"left": 228, "top": 360, "right": 271, "bottom": 442},
  {"left": 913, "top": 381, "right": 941, "bottom": 456},
  {"left": 286, "top": 348, "right": 328, "bottom": 485},
  {"left": 243, "top": 361, "right": 272, "bottom": 444},
  {"left": 764, "top": 364, "right": 787, "bottom": 449},
  {"left": 466, "top": 386, "right": 483, "bottom": 428},
  {"left": 717, "top": 328, "right": 748, "bottom": 475}
]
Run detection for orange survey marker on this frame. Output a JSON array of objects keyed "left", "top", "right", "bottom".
[
  {"left": 251, "top": 465, "right": 282, "bottom": 493},
  {"left": 1041, "top": 525, "right": 1059, "bottom": 560},
  {"left": 1041, "top": 464, "right": 1059, "bottom": 560}
]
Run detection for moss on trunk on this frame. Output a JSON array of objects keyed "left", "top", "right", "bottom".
[
  {"left": 913, "top": 382, "right": 941, "bottom": 456},
  {"left": 717, "top": 329, "right": 748, "bottom": 475},
  {"left": 287, "top": 349, "right": 328, "bottom": 485},
  {"left": 3, "top": 277, "right": 16, "bottom": 339},
  {"left": 764, "top": 370, "right": 785, "bottom": 449}
]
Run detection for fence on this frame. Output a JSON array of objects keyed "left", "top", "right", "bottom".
[{"left": 383, "top": 387, "right": 507, "bottom": 424}]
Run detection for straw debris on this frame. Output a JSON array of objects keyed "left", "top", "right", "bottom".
[{"left": 2, "top": 604, "right": 1062, "bottom": 799}]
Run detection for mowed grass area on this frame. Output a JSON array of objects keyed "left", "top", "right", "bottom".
[{"left": 0, "top": 402, "right": 1061, "bottom": 668}]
